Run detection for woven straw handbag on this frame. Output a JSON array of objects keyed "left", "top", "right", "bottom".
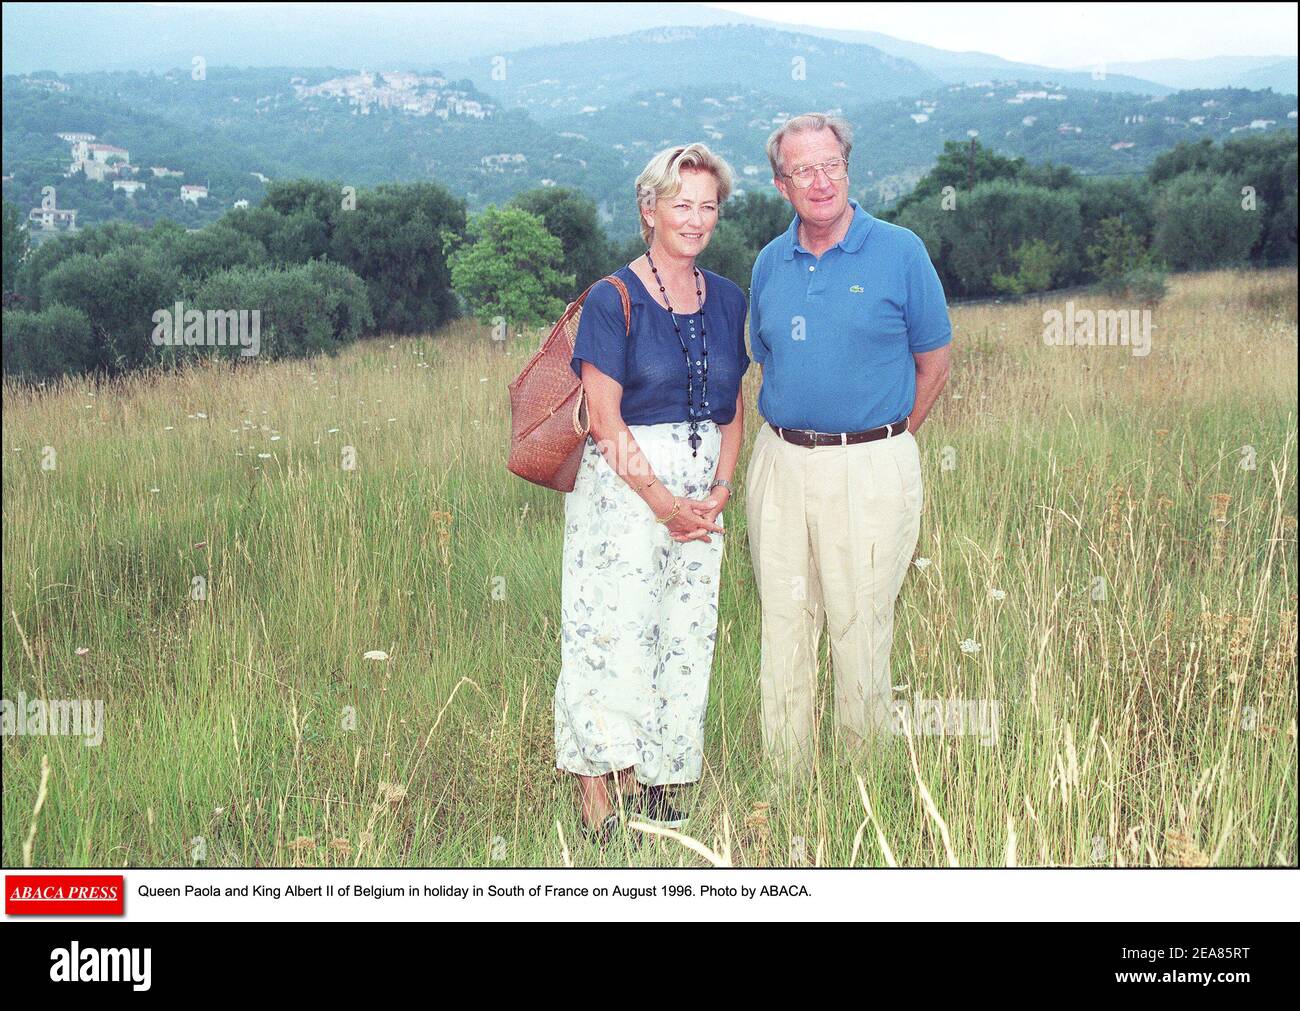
[{"left": 506, "top": 275, "right": 630, "bottom": 492}]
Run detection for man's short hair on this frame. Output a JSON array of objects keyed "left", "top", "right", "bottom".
[{"left": 766, "top": 113, "right": 854, "bottom": 178}]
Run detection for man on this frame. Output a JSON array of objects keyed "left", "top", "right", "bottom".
[{"left": 745, "top": 113, "right": 953, "bottom": 775}]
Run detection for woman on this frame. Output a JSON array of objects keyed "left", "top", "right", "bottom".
[{"left": 556, "top": 143, "right": 749, "bottom": 848}]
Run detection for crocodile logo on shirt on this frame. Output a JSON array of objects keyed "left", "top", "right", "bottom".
[{"left": 849, "top": 284, "right": 864, "bottom": 293}]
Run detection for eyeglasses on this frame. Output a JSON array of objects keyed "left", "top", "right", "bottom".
[{"left": 781, "top": 157, "right": 849, "bottom": 188}]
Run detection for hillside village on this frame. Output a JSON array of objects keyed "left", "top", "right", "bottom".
[
  {"left": 291, "top": 70, "right": 492, "bottom": 119},
  {"left": 5, "top": 58, "right": 1296, "bottom": 242},
  {"left": 23, "top": 132, "right": 237, "bottom": 244}
]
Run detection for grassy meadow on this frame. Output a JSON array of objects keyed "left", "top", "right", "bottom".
[{"left": 2, "top": 267, "right": 1296, "bottom": 868}]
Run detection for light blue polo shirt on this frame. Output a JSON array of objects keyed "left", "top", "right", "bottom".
[{"left": 749, "top": 199, "right": 952, "bottom": 432}]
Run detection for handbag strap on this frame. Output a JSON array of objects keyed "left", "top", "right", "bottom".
[
  {"left": 560, "top": 274, "right": 631, "bottom": 359},
  {"left": 599, "top": 274, "right": 631, "bottom": 338}
]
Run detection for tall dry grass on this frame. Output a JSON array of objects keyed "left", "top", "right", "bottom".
[{"left": 2, "top": 268, "right": 1296, "bottom": 867}]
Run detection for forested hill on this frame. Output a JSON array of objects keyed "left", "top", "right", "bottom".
[{"left": 3, "top": 41, "right": 1295, "bottom": 235}]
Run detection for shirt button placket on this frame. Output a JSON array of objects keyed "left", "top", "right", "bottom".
[{"left": 806, "top": 259, "right": 825, "bottom": 297}]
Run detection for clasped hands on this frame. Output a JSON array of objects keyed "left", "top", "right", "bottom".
[{"left": 664, "top": 485, "right": 730, "bottom": 544}]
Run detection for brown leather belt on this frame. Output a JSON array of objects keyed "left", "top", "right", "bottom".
[{"left": 770, "top": 417, "right": 909, "bottom": 448}]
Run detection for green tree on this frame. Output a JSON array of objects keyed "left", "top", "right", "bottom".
[
  {"left": 1149, "top": 137, "right": 1217, "bottom": 185},
  {"left": 1087, "top": 216, "right": 1153, "bottom": 291},
  {"left": 1019, "top": 162, "right": 1079, "bottom": 191},
  {"left": 261, "top": 179, "right": 345, "bottom": 247},
  {"left": 1153, "top": 172, "right": 1263, "bottom": 269},
  {"left": 16, "top": 220, "right": 147, "bottom": 310},
  {"left": 144, "top": 220, "right": 269, "bottom": 282},
  {"left": 266, "top": 208, "right": 332, "bottom": 264},
  {"left": 1078, "top": 178, "right": 1154, "bottom": 276},
  {"left": 511, "top": 187, "right": 610, "bottom": 290},
  {"left": 723, "top": 191, "right": 791, "bottom": 251},
  {"left": 40, "top": 245, "right": 183, "bottom": 372},
  {"left": 697, "top": 219, "right": 756, "bottom": 289},
  {"left": 1215, "top": 133, "right": 1298, "bottom": 264},
  {"left": 447, "top": 206, "right": 573, "bottom": 328},
  {"left": 1147, "top": 134, "right": 1296, "bottom": 265},
  {"left": 330, "top": 182, "right": 466, "bottom": 335},
  {"left": 899, "top": 180, "right": 1082, "bottom": 297},
  {"left": 2, "top": 304, "right": 95, "bottom": 380},
  {"left": 889, "top": 139, "right": 1027, "bottom": 218},
  {"left": 3, "top": 201, "right": 28, "bottom": 295},
  {"left": 190, "top": 261, "right": 373, "bottom": 363},
  {"left": 991, "top": 239, "right": 1065, "bottom": 295}
]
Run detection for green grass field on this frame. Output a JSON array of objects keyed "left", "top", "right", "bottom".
[{"left": 3, "top": 268, "right": 1296, "bottom": 867}]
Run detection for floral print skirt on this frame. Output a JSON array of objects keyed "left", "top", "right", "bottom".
[{"left": 555, "top": 419, "right": 724, "bottom": 786}]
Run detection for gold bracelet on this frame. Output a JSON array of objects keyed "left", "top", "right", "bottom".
[
  {"left": 655, "top": 497, "right": 681, "bottom": 524},
  {"left": 637, "top": 476, "right": 658, "bottom": 493}
]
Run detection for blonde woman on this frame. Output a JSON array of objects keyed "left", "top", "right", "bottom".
[{"left": 556, "top": 144, "right": 749, "bottom": 848}]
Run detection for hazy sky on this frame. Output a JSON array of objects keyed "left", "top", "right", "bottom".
[
  {"left": 146, "top": 2, "right": 1298, "bottom": 67},
  {"left": 706, "top": 2, "right": 1299, "bottom": 65}
]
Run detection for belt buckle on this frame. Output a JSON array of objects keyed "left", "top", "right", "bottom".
[
  {"left": 804, "top": 427, "right": 846, "bottom": 446},
  {"left": 802, "top": 427, "right": 846, "bottom": 447}
]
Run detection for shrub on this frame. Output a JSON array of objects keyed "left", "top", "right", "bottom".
[
  {"left": 1119, "top": 266, "right": 1168, "bottom": 305},
  {"left": 2, "top": 304, "right": 95, "bottom": 381},
  {"left": 1089, "top": 216, "right": 1156, "bottom": 295},
  {"left": 186, "top": 260, "right": 373, "bottom": 363},
  {"left": 991, "top": 239, "right": 1065, "bottom": 296},
  {"left": 39, "top": 246, "right": 183, "bottom": 372},
  {"left": 1153, "top": 172, "right": 1263, "bottom": 270}
]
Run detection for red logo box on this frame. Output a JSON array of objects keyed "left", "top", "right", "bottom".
[{"left": 5, "top": 875, "right": 125, "bottom": 915}]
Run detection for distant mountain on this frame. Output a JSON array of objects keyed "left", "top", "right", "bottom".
[
  {"left": 440, "top": 25, "right": 944, "bottom": 119},
  {"left": 841, "top": 84, "right": 1298, "bottom": 185},
  {"left": 1093, "top": 55, "right": 1297, "bottom": 94},
  {"left": 0, "top": 2, "right": 737, "bottom": 75},
  {"left": 1, "top": 67, "right": 624, "bottom": 227},
  {"left": 4, "top": 1, "right": 1290, "bottom": 98},
  {"left": 554, "top": 80, "right": 1299, "bottom": 215},
  {"left": 1234, "top": 59, "right": 1300, "bottom": 95},
  {"left": 4, "top": 65, "right": 1295, "bottom": 238},
  {"left": 745, "top": 26, "right": 1176, "bottom": 96}
]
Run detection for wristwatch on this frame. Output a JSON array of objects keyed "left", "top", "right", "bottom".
[{"left": 710, "top": 478, "right": 734, "bottom": 494}]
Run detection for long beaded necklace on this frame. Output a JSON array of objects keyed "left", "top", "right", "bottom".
[{"left": 645, "top": 250, "right": 709, "bottom": 456}]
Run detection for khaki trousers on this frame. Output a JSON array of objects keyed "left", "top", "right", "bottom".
[{"left": 745, "top": 421, "right": 923, "bottom": 773}]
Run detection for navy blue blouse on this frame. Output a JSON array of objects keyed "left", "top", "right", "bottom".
[{"left": 570, "top": 264, "right": 749, "bottom": 426}]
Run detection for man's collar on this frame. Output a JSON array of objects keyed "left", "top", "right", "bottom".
[{"left": 782, "top": 198, "right": 875, "bottom": 260}]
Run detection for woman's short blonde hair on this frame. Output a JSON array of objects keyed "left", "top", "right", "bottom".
[{"left": 634, "top": 143, "right": 735, "bottom": 247}]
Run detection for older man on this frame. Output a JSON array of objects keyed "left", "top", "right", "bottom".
[{"left": 745, "top": 113, "right": 953, "bottom": 774}]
